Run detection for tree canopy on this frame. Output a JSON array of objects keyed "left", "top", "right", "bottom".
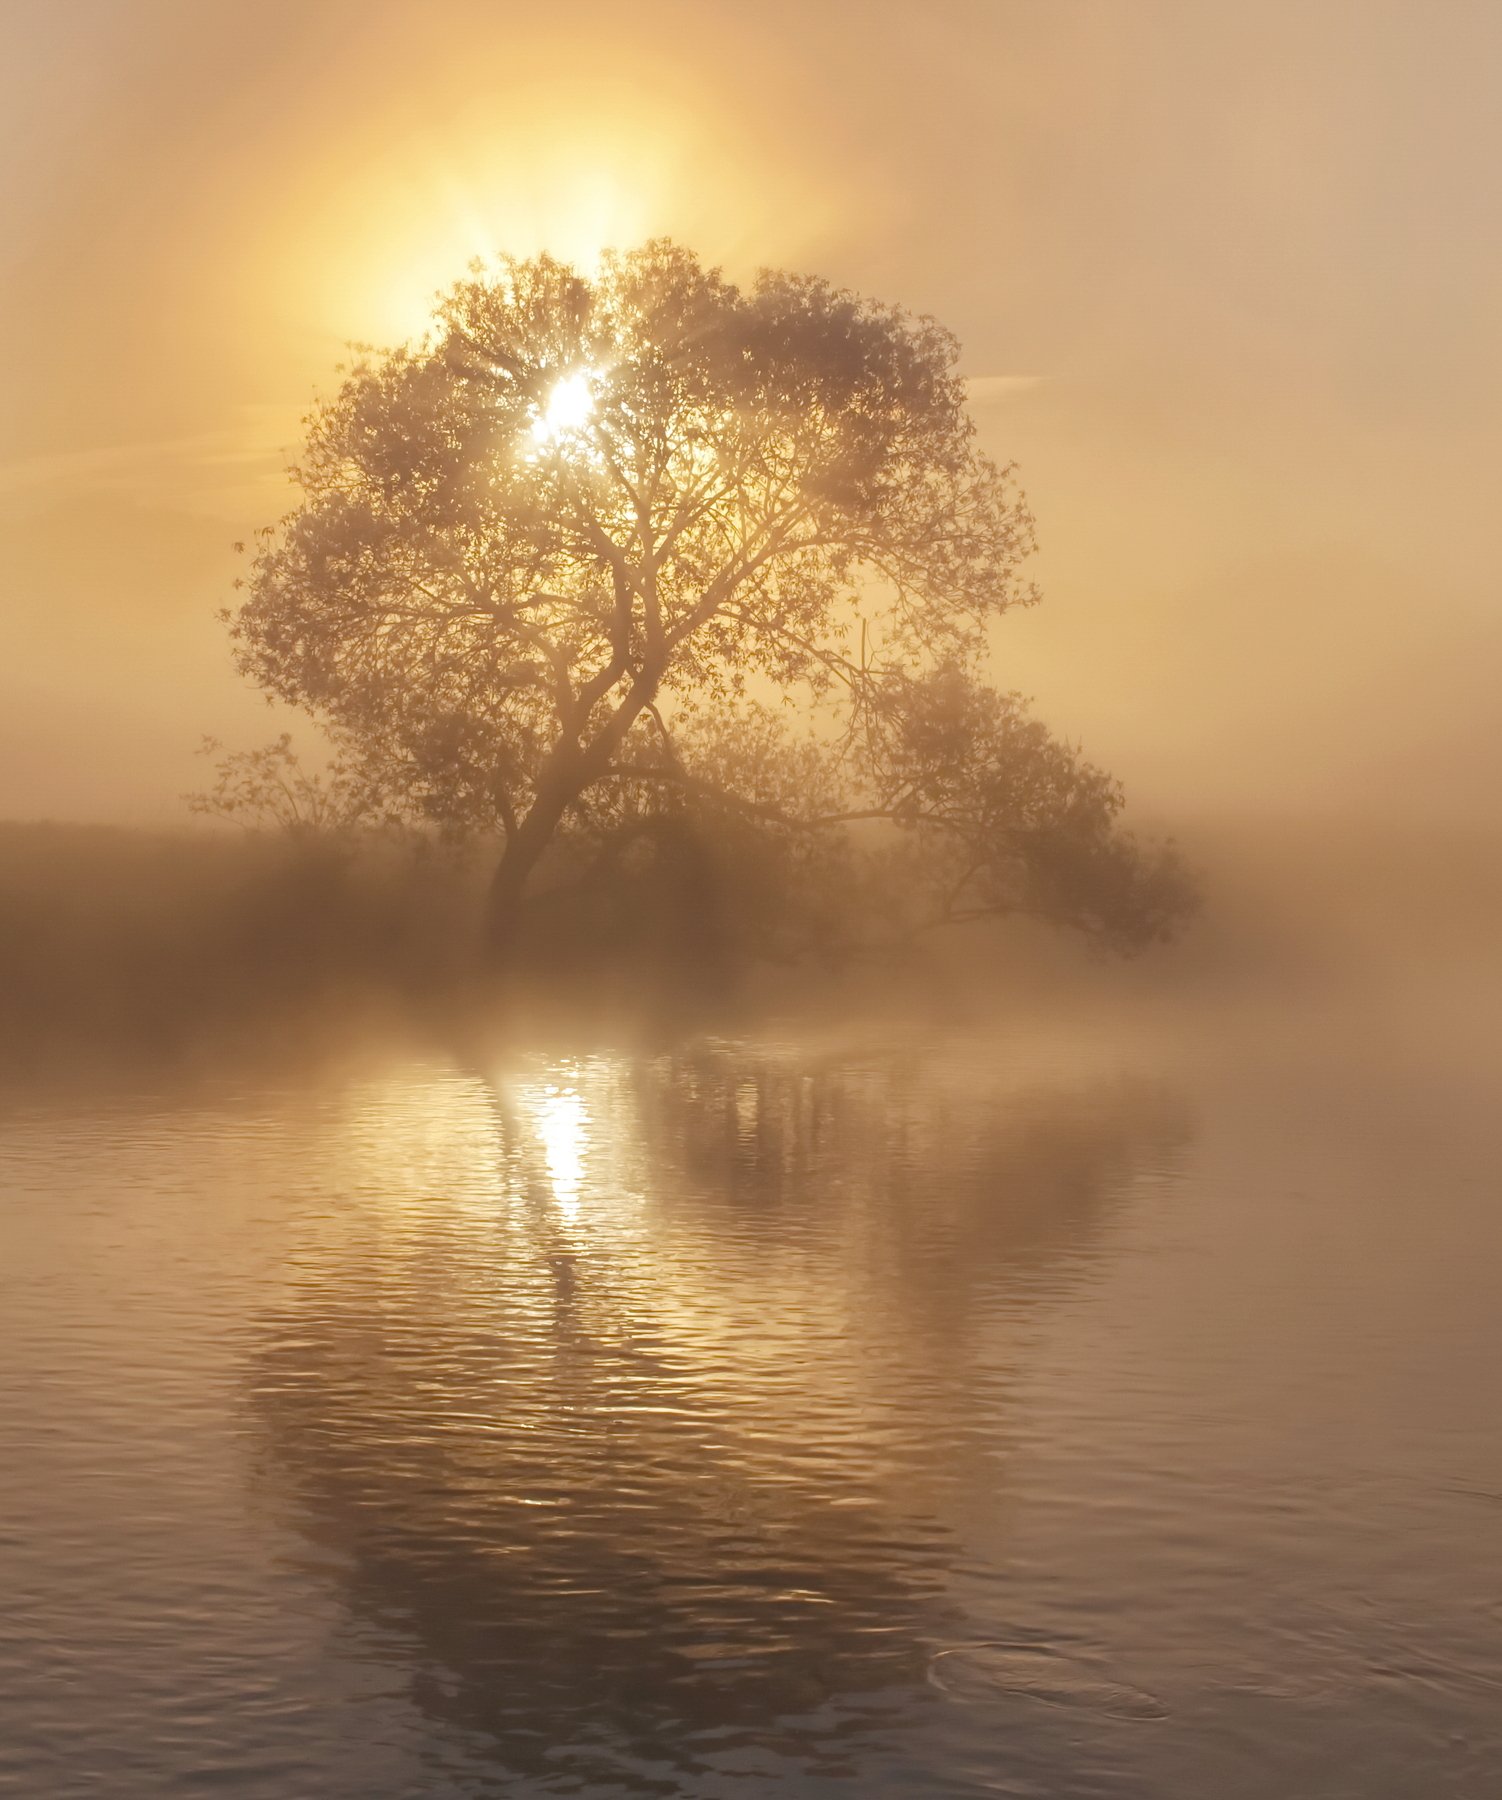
[{"left": 227, "top": 241, "right": 1193, "bottom": 961}]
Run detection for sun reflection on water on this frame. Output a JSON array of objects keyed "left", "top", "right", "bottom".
[
  {"left": 331, "top": 1057, "right": 620, "bottom": 1240},
  {"left": 522, "top": 1083, "right": 588, "bottom": 1217}
]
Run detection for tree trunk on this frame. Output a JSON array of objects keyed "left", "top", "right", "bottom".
[
  {"left": 483, "top": 669, "right": 665, "bottom": 961},
  {"left": 484, "top": 794, "right": 568, "bottom": 961}
]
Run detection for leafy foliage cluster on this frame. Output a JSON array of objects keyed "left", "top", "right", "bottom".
[{"left": 220, "top": 242, "right": 1194, "bottom": 959}]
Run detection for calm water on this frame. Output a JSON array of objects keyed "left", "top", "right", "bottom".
[{"left": 1, "top": 998, "right": 1499, "bottom": 1797}]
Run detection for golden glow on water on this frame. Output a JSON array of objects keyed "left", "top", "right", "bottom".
[
  {"left": 520, "top": 1080, "right": 589, "bottom": 1216},
  {"left": 336, "top": 1056, "right": 626, "bottom": 1233},
  {"left": 4, "top": 1024, "right": 1502, "bottom": 1796},
  {"left": 337, "top": 1067, "right": 504, "bottom": 1217}
]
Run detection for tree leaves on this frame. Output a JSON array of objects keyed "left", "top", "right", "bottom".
[{"left": 224, "top": 241, "right": 1194, "bottom": 957}]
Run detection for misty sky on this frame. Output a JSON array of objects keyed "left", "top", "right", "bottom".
[{"left": 2, "top": 0, "right": 1498, "bottom": 827}]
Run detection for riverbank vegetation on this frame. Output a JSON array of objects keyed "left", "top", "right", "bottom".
[{"left": 1, "top": 817, "right": 1495, "bottom": 1073}]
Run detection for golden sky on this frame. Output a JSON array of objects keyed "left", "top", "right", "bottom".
[{"left": 2, "top": 0, "right": 1499, "bottom": 826}]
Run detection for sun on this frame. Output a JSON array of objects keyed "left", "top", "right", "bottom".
[{"left": 529, "top": 370, "right": 598, "bottom": 447}]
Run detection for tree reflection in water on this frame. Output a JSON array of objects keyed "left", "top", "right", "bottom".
[{"left": 249, "top": 1041, "right": 1189, "bottom": 1790}]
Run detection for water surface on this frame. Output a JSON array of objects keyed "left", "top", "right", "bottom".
[{"left": 2, "top": 1003, "right": 1499, "bottom": 1796}]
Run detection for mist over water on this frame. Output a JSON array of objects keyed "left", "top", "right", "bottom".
[{"left": 2, "top": 971, "right": 1499, "bottom": 1797}]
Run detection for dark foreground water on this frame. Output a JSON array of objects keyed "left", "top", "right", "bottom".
[{"left": 1, "top": 993, "right": 1499, "bottom": 1797}]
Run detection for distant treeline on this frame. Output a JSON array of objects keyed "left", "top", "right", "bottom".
[
  {"left": 0, "top": 824, "right": 486, "bottom": 1065},
  {"left": 0, "top": 817, "right": 1498, "bottom": 1070},
  {"left": 0, "top": 815, "right": 883, "bottom": 1062}
]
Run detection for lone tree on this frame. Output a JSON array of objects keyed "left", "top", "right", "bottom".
[{"left": 228, "top": 241, "right": 1193, "bottom": 961}]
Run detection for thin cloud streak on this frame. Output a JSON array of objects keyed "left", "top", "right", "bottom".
[
  {"left": 964, "top": 375, "right": 1048, "bottom": 404},
  {"left": 0, "top": 406, "right": 301, "bottom": 511}
]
